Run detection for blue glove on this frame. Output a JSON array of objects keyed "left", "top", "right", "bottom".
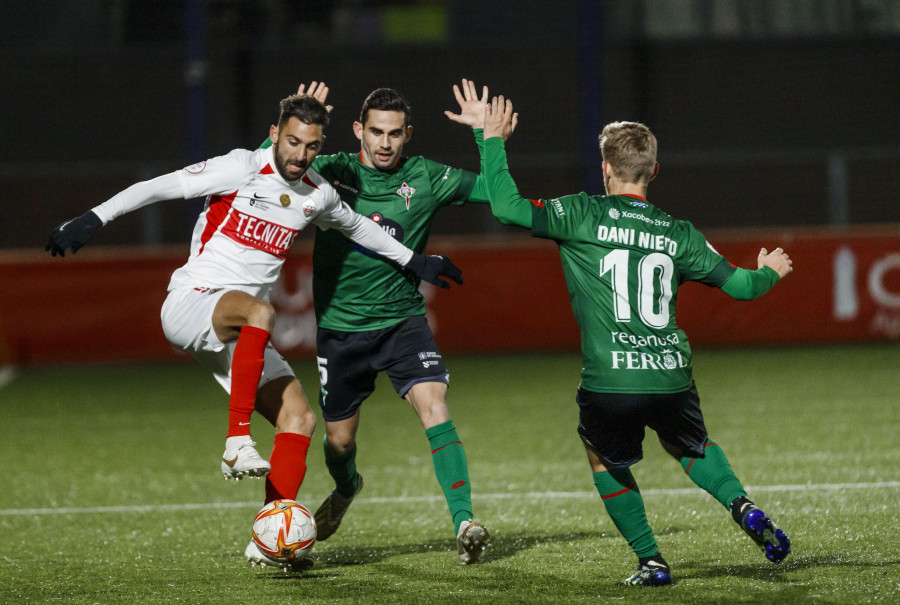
[
  {"left": 406, "top": 253, "right": 464, "bottom": 289},
  {"left": 46, "top": 210, "right": 103, "bottom": 257}
]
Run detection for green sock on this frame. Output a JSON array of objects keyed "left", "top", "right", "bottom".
[
  {"left": 593, "top": 468, "right": 659, "bottom": 559},
  {"left": 426, "top": 420, "right": 473, "bottom": 533},
  {"left": 680, "top": 439, "right": 747, "bottom": 509},
  {"left": 323, "top": 437, "right": 359, "bottom": 498}
]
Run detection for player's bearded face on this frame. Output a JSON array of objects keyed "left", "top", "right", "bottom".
[
  {"left": 355, "top": 109, "right": 411, "bottom": 170},
  {"left": 271, "top": 117, "right": 324, "bottom": 181}
]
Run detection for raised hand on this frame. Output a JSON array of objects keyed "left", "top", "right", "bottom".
[
  {"left": 484, "top": 95, "right": 518, "bottom": 141},
  {"left": 444, "top": 78, "right": 489, "bottom": 129},
  {"left": 295, "top": 81, "right": 333, "bottom": 113},
  {"left": 758, "top": 247, "right": 793, "bottom": 278}
]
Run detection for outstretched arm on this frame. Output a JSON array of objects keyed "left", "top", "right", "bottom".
[
  {"left": 480, "top": 95, "right": 532, "bottom": 228},
  {"left": 720, "top": 247, "right": 793, "bottom": 300},
  {"left": 46, "top": 171, "right": 184, "bottom": 256}
]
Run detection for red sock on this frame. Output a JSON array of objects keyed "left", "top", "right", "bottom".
[
  {"left": 265, "top": 432, "right": 311, "bottom": 503},
  {"left": 227, "top": 326, "right": 270, "bottom": 437}
]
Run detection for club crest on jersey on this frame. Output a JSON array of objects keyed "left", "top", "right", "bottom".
[
  {"left": 280, "top": 194, "right": 292, "bottom": 207},
  {"left": 184, "top": 161, "right": 207, "bottom": 174},
  {"left": 302, "top": 199, "right": 316, "bottom": 216},
  {"left": 396, "top": 182, "right": 416, "bottom": 210}
]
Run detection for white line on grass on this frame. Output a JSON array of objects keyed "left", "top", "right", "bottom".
[{"left": 1, "top": 481, "right": 898, "bottom": 517}]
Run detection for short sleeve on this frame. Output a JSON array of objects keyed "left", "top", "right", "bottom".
[
  {"left": 531, "top": 194, "right": 590, "bottom": 242},
  {"left": 675, "top": 220, "right": 736, "bottom": 285},
  {"left": 423, "top": 158, "right": 477, "bottom": 207}
]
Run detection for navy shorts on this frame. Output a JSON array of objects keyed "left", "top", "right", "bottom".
[
  {"left": 315, "top": 315, "right": 449, "bottom": 422},
  {"left": 576, "top": 383, "right": 709, "bottom": 468}
]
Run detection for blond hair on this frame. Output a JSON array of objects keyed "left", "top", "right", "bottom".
[{"left": 599, "top": 121, "right": 657, "bottom": 185}]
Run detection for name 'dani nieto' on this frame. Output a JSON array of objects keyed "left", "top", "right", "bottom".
[{"left": 597, "top": 225, "right": 678, "bottom": 256}]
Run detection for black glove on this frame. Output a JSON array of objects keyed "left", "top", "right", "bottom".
[
  {"left": 45, "top": 210, "right": 103, "bottom": 257},
  {"left": 406, "top": 252, "right": 463, "bottom": 289}
]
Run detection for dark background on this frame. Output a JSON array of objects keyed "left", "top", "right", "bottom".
[{"left": 3, "top": 0, "right": 898, "bottom": 250}]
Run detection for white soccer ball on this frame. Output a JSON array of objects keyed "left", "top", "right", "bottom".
[{"left": 251, "top": 499, "right": 317, "bottom": 563}]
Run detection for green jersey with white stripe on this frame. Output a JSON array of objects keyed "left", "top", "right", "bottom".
[{"left": 311, "top": 151, "right": 482, "bottom": 331}]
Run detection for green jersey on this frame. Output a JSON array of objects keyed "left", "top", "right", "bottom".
[
  {"left": 482, "top": 137, "right": 736, "bottom": 394},
  {"left": 310, "top": 150, "right": 486, "bottom": 331}
]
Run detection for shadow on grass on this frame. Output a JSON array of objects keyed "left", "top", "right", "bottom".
[
  {"left": 677, "top": 553, "right": 900, "bottom": 582},
  {"left": 311, "top": 529, "right": 619, "bottom": 568},
  {"left": 247, "top": 528, "right": 692, "bottom": 577},
  {"left": 240, "top": 524, "right": 692, "bottom": 578}
]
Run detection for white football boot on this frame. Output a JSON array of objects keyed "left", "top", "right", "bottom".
[
  {"left": 244, "top": 540, "right": 314, "bottom": 572},
  {"left": 221, "top": 436, "right": 271, "bottom": 480},
  {"left": 456, "top": 520, "right": 490, "bottom": 565}
]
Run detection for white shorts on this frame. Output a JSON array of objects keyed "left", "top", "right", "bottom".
[{"left": 160, "top": 287, "right": 295, "bottom": 394}]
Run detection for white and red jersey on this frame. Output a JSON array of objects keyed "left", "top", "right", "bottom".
[{"left": 91, "top": 146, "right": 412, "bottom": 300}]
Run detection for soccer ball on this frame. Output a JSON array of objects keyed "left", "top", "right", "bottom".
[{"left": 251, "top": 499, "right": 317, "bottom": 563}]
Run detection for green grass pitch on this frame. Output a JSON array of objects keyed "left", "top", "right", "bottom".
[{"left": 1, "top": 345, "right": 899, "bottom": 603}]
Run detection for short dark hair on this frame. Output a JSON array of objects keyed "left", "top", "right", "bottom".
[
  {"left": 359, "top": 88, "right": 411, "bottom": 127},
  {"left": 278, "top": 95, "right": 330, "bottom": 129}
]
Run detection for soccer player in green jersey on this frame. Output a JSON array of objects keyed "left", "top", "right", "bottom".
[
  {"left": 262, "top": 80, "right": 491, "bottom": 564},
  {"left": 479, "top": 96, "right": 793, "bottom": 586}
]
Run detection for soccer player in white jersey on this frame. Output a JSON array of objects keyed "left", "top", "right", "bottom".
[{"left": 46, "top": 88, "right": 462, "bottom": 570}]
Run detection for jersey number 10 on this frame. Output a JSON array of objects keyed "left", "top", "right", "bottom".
[{"left": 599, "top": 249, "right": 674, "bottom": 329}]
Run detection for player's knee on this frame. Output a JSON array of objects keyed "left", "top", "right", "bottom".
[
  {"left": 246, "top": 299, "right": 276, "bottom": 331},
  {"left": 279, "top": 404, "right": 316, "bottom": 436},
  {"left": 408, "top": 396, "right": 450, "bottom": 428},
  {"left": 324, "top": 431, "right": 356, "bottom": 455}
]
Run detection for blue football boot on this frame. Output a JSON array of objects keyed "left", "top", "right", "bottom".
[
  {"left": 732, "top": 497, "right": 791, "bottom": 563},
  {"left": 624, "top": 556, "right": 672, "bottom": 587}
]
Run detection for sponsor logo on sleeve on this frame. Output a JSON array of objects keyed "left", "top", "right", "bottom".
[
  {"left": 333, "top": 180, "right": 359, "bottom": 194},
  {"left": 550, "top": 198, "right": 565, "bottom": 217}
]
